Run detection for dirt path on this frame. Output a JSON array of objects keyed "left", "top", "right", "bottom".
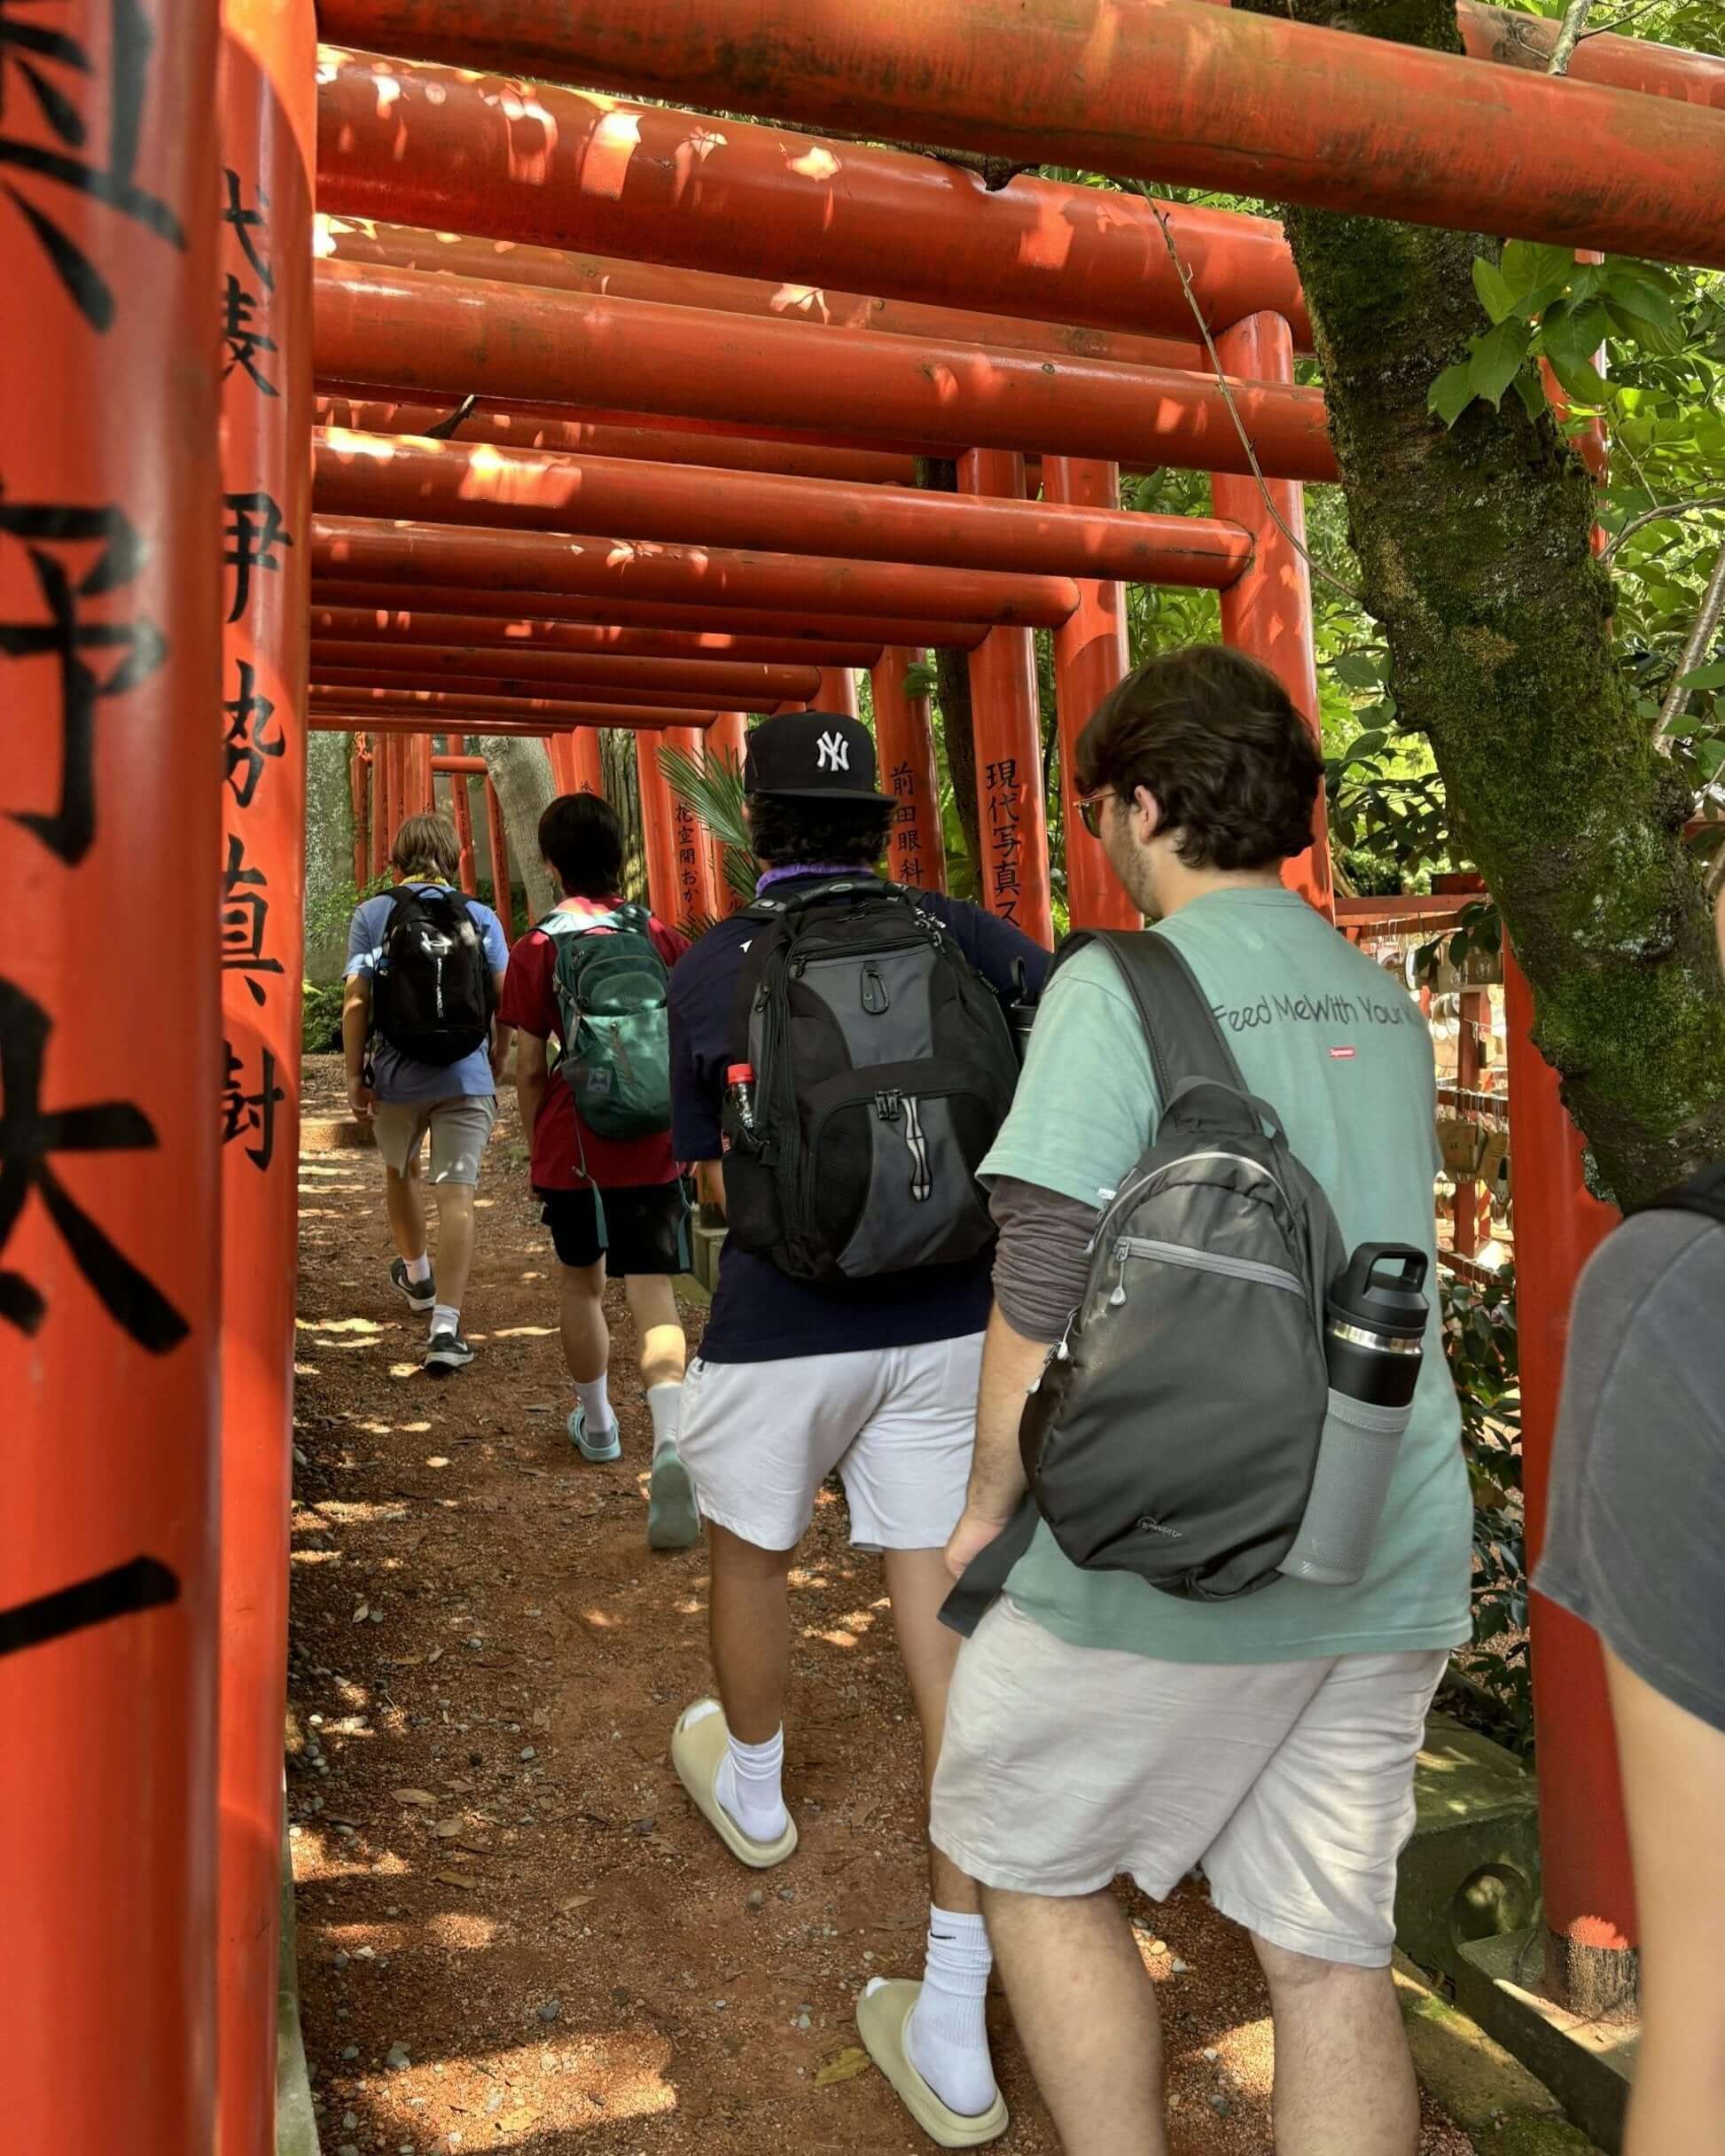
[{"left": 289, "top": 1063, "right": 1475, "bottom": 2156}]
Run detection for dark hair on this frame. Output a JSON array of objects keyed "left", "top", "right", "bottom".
[
  {"left": 1076, "top": 645, "right": 1323, "bottom": 871},
  {"left": 747, "top": 793, "right": 894, "bottom": 871},
  {"left": 538, "top": 791, "right": 624, "bottom": 898},
  {"left": 392, "top": 812, "right": 461, "bottom": 885}
]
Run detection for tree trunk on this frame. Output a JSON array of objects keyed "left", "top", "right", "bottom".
[
  {"left": 302, "top": 730, "right": 356, "bottom": 981},
  {"left": 475, "top": 735, "right": 558, "bottom": 921},
  {"left": 916, "top": 456, "right": 984, "bottom": 895},
  {"left": 1238, "top": 0, "right": 1725, "bottom": 1205},
  {"left": 599, "top": 730, "right": 647, "bottom": 902}
]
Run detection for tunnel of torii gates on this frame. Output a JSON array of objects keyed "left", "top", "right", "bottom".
[{"left": 4, "top": 0, "right": 1723, "bottom": 2145}]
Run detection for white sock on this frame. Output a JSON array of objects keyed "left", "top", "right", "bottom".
[
  {"left": 646, "top": 1380, "right": 683, "bottom": 1462},
  {"left": 430, "top": 1302, "right": 460, "bottom": 1338},
  {"left": 904, "top": 1906, "right": 997, "bottom": 2118},
  {"left": 574, "top": 1374, "right": 614, "bottom": 1433},
  {"left": 403, "top": 1252, "right": 432, "bottom": 1285},
  {"left": 713, "top": 1723, "right": 787, "bottom": 1844}
]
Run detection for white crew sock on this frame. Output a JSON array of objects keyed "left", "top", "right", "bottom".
[
  {"left": 904, "top": 1906, "right": 998, "bottom": 2118},
  {"left": 574, "top": 1373, "right": 614, "bottom": 1433},
  {"left": 430, "top": 1302, "right": 461, "bottom": 1339},
  {"left": 403, "top": 1251, "right": 432, "bottom": 1285},
  {"left": 713, "top": 1723, "right": 788, "bottom": 1844},
  {"left": 646, "top": 1380, "right": 683, "bottom": 1462}
]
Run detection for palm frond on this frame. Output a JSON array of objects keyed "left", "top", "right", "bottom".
[{"left": 659, "top": 743, "right": 756, "bottom": 905}]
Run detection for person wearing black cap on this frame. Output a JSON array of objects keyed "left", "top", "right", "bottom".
[{"left": 665, "top": 708, "right": 1051, "bottom": 2147}]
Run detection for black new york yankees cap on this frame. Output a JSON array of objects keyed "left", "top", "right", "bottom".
[{"left": 742, "top": 710, "right": 887, "bottom": 803}]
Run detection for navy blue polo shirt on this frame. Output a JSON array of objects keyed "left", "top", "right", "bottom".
[{"left": 668, "top": 874, "right": 1053, "bottom": 1363}]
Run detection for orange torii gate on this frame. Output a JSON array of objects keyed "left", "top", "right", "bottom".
[{"left": 13, "top": 4, "right": 1725, "bottom": 2146}]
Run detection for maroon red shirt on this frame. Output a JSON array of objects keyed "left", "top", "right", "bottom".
[{"left": 500, "top": 897, "right": 689, "bottom": 1191}]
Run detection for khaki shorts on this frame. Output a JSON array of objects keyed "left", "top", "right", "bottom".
[
  {"left": 930, "top": 1597, "right": 1447, "bottom": 1968},
  {"left": 677, "top": 1333, "right": 984, "bottom": 1553},
  {"left": 372, "top": 1095, "right": 496, "bottom": 1186}
]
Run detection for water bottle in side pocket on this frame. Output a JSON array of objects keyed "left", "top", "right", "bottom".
[{"left": 1277, "top": 1244, "right": 1429, "bottom": 1587}]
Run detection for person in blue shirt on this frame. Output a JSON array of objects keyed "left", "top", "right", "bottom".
[
  {"left": 343, "top": 813, "right": 510, "bottom": 1373},
  {"left": 666, "top": 711, "right": 1051, "bottom": 2148}
]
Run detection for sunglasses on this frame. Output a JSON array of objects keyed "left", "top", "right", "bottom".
[{"left": 1078, "top": 790, "right": 1114, "bottom": 840}]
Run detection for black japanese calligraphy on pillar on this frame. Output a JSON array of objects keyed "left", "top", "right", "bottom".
[
  {"left": 222, "top": 657, "right": 283, "bottom": 808},
  {"left": 0, "top": 974, "right": 189, "bottom": 1348},
  {"left": 220, "top": 831, "right": 283, "bottom": 1008},
  {"left": 984, "top": 757, "right": 1023, "bottom": 926},
  {"left": 0, "top": 498, "right": 167, "bottom": 864},
  {"left": 221, "top": 271, "right": 277, "bottom": 395},
  {"left": 0, "top": 0, "right": 185, "bottom": 330},
  {"left": 222, "top": 488, "right": 291, "bottom": 625},
  {"left": 220, "top": 1040, "right": 285, "bottom": 1172},
  {"left": 222, "top": 166, "right": 271, "bottom": 291},
  {"left": 0, "top": 1555, "right": 179, "bottom": 1659}
]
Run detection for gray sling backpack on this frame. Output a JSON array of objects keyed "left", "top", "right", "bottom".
[{"left": 943, "top": 931, "right": 1348, "bottom": 1634}]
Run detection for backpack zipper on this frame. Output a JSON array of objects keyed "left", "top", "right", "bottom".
[
  {"left": 902, "top": 1095, "right": 933, "bottom": 1203},
  {"left": 1090, "top": 1148, "right": 1293, "bottom": 1252},
  {"left": 1108, "top": 1237, "right": 1304, "bottom": 1307}
]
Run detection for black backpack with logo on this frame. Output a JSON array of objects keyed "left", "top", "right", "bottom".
[
  {"left": 371, "top": 886, "right": 496, "bottom": 1066},
  {"left": 722, "top": 879, "right": 1019, "bottom": 1281}
]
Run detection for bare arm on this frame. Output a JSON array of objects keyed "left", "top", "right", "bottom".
[
  {"left": 694, "top": 1159, "right": 726, "bottom": 1215},
  {"left": 514, "top": 1027, "right": 550, "bottom": 1144},
  {"left": 341, "top": 976, "right": 373, "bottom": 1119},
  {"left": 945, "top": 1302, "right": 1050, "bottom": 1580},
  {"left": 489, "top": 971, "right": 511, "bottom": 1083},
  {"left": 1604, "top": 1649, "right": 1725, "bottom": 2155}
]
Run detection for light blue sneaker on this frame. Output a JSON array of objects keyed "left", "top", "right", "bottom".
[
  {"left": 647, "top": 1447, "right": 701, "bottom": 1551},
  {"left": 568, "top": 1402, "right": 621, "bottom": 1463}
]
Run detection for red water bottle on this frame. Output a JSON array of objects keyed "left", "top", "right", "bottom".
[{"left": 725, "top": 1062, "right": 757, "bottom": 1144}]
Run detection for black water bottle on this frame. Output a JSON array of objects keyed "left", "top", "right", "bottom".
[
  {"left": 1325, "top": 1245, "right": 1429, "bottom": 1408},
  {"left": 1278, "top": 1245, "right": 1429, "bottom": 1587}
]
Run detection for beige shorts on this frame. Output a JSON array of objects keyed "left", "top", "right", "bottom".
[
  {"left": 676, "top": 1333, "right": 984, "bottom": 1553},
  {"left": 930, "top": 1597, "right": 1447, "bottom": 1968},
  {"left": 372, "top": 1095, "right": 496, "bottom": 1186}
]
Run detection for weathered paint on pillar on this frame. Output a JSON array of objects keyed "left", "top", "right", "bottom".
[
  {"left": 1041, "top": 457, "right": 1138, "bottom": 932},
  {"left": 215, "top": 5, "right": 316, "bottom": 2147},
  {"left": 1212, "top": 314, "right": 1334, "bottom": 919},
  {"left": 446, "top": 734, "right": 479, "bottom": 892},
  {"left": 871, "top": 651, "right": 946, "bottom": 894},
  {"left": 1503, "top": 955, "right": 1637, "bottom": 2009},
  {"left": 547, "top": 730, "right": 604, "bottom": 797},
  {"left": 815, "top": 665, "right": 860, "bottom": 719},
  {"left": 960, "top": 451, "right": 1053, "bottom": 948},
  {"left": 350, "top": 737, "right": 371, "bottom": 888},
  {"left": 702, "top": 713, "right": 749, "bottom": 915},
  {"left": 635, "top": 730, "right": 685, "bottom": 926},
  {"left": 484, "top": 777, "right": 516, "bottom": 944},
  {"left": 0, "top": 6, "right": 224, "bottom": 2150}
]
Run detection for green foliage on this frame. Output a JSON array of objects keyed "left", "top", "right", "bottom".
[
  {"left": 301, "top": 978, "right": 346, "bottom": 1057},
  {"left": 306, "top": 869, "right": 389, "bottom": 959},
  {"left": 1443, "top": 1267, "right": 1532, "bottom": 1757}
]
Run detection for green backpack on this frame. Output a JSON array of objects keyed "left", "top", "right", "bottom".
[{"left": 540, "top": 905, "right": 674, "bottom": 1140}]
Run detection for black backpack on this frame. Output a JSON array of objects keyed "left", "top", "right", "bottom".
[
  {"left": 722, "top": 878, "right": 1019, "bottom": 1281},
  {"left": 944, "top": 931, "right": 1349, "bottom": 1634},
  {"left": 371, "top": 886, "right": 496, "bottom": 1067}
]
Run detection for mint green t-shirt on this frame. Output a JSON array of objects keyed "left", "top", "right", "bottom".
[{"left": 983, "top": 887, "right": 1473, "bottom": 1664}]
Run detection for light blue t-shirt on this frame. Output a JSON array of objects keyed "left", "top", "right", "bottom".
[
  {"left": 345, "top": 884, "right": 509, "bottom": 1104},
  {"left": 983, "top": 887, "right": 1474, "bottom": 1664}
]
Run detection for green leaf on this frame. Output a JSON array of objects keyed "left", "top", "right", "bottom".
[
  {"left": 1497, "top": 239, "right": 1544, "bottom": 307},
  {"left": 1333, "top": 653, "right": 1382, "bottom": 690},
  {"left": 1510, "top": 370, "right": 1548, "bottom": 423},
  {"left": 1542, "top": 300, "right": 1611, "bottom": 370},
  {"left": 1603, "top": 295, "right": 1686, "bottom": 359},
  {"left": 1429, "top": 362, "right": 1477, "bottom": 427},
  {"left": 1468, "top": 321, "right": 1534, "bottom": 410},
  {"left": 1543, "top": 346, "right": 1611, "bottom": 408},
  {"left": 1679, "top": 662, "right": 1725, "bottom": 691},
  {"left": 1472, "top": 257, "right": 1516, "bottom": 325},
  {"left": 1692, "top": 739, "right": 1725, "bottom": 781},
  {"left": 1347, "top": 730, "right": 1389, "bottom": 763}
]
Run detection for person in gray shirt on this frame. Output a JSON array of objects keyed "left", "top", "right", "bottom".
[{"left": 1537, "top": 875, "right": 1725, "bottom": 2156}]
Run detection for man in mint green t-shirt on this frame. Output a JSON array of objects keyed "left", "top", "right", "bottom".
[{"left": 929, "top": 646, "right": 1471, "bottom": 2156}]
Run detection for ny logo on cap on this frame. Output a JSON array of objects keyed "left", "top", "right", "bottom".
[{"left": 817, "top": 730, "right": 850, "bottom": 772}]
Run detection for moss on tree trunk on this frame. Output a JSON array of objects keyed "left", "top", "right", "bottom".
[{"left": 1238, "top": 0, "right": 1725, "bottom": 1204}]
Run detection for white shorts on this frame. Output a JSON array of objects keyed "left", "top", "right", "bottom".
[
  {"left": 931, "top": 1597, "right": 1448, "bottom": 1968},
  {"left": 676, "top": 1332, "right": 985, "bottom": 1553}
]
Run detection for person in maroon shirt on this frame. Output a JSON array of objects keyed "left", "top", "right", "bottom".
[{"left": 499, "top": 792, "right": 697, "bottom": 1549}]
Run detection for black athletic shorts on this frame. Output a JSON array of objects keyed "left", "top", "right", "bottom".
[{"left": 535, "top": 1180, "right": 691, "bottom": 1277}]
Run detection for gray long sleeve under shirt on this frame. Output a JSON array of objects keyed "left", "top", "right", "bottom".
[{"left": 989, "top": 1176, "right": 1101, "bottom": 1344}]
